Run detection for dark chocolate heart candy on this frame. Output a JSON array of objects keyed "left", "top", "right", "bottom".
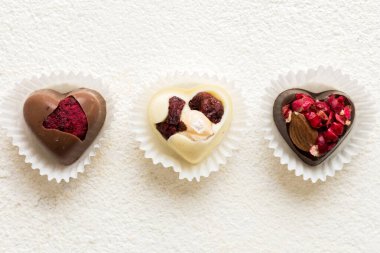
[
  {"left": 23, "top": 88, "right": 106, "bottom": 165},
  {"left": 273, "top": 88, "right": 355, "bottom": 166}
]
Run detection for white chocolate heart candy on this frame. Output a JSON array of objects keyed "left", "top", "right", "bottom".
[{"left": 148, "top": 84, "right": 233, "bottom": 164}]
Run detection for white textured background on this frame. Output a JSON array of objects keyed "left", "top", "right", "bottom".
[{"left": 1, "top": 1, "right": 380, "bottom": 252}]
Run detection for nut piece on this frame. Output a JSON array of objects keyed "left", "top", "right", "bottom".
[
  {"left": 289, "top": 112, "right": 318, "bottom": 152},
  {"left": 181, "top": 110, "right": 214, "bottom": 141}
]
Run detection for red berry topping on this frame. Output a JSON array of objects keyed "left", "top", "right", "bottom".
[
  {"left": 315, "top": 101, "right": 330, "bottom": 112},
  {"left": 305, "top": 111, "right": 322, "bottom": 128},
  {"left": 327, "top": 95, "right": 346, "bottom": 113},
  {"left": 156, "top": 96, "right": 187, "bottom": 140},
  {"left": 282, "top": 104, "right": 291, "bottom": 119},
  {"left": 43, "top": 96, "right": 88, "bottom": 140},
  {"left": 315, "top": 133, "right": 326, "bottom": 153},
  {"left": 189, "top": 92, "right": 224, "bottom": 124},
  {"left": 324, "top": 128, "right": 339, "bottom": 143},
  {"left": 291, "top": 94, "right": 314, "bottom": 113},
  {"left": 344, "top": 105, "right": 352, "bottom": 120},
  {"left": 330, "top": 122, "right": 344, "bottom": 136}
]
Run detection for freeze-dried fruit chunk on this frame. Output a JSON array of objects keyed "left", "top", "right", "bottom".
[
  {"left": 43, "top": 96, "right": 88, "bottom": 140},
  {"left": 305, "top": 111, "right": 323, "bottom": 129},
  {"left": 327, "top": 95, "right": 346, "bottom": 113},
  {"left": 156, "top": 96, "right": 187, "bottom": 140},
  {"left": 282, "top": 104, "right": 292, "bottom": 122},
  {"left": 324, "top": 128, "right": 339, "bottom": 143},
  {"left": 344, "top": 105, "right": 352, "bottom": 120},
  {"left": 189, "top": 92, "right": 224, "bottom": 124},
  {"left": 156, "top": 121, "right": 187, "bottom": 140},
  {"left": 315, "top": 101, "right": 330, "bottom": 112},
  {"left": 330, "top": 122, "right": 344, "bottom": 136},
  {"left": 291, "top": 93, "right": 315, "bottom": 113}
]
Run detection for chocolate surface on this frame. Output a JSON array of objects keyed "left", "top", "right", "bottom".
[
  {"left": 273, "top": 88, "right": 355, "bottom": 166},
  {"left": 23, "top": 88, "right": 106, "bottom": 165}
]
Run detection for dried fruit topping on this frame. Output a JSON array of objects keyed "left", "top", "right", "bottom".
[
  {"left": 291, "top": 93, "right": 314, "bottom": 113},
  {"left": 156, "top": 96, "right": 187, "bottom": 140},
  {"left": 327, "top": 95, "right": 346, "bottom": 113},
  {"left": 344, "top": 105, "right": 352, "bottom": 120},
  {"left": 324, "top": 128, "right": 339, "bottom": 143},
  {"left": 316, "top": 133, "right": 328, "bottom": 154},
  {"left": 282, "top": 104, "right": 292, "bottom": 122},
  {"left": 189, "top": 92, "right": 224, "bottom": 124},
  {"left": 305, "top": 111, "right": 322, "bottom": 129},
  {"left": 282, "top": 92, "right": 352, "bottom": 158},
  {"left": 329, "top": 122, "right": 344, "bottom": 136},
  {"left": 315, "top": 101, "right": 330, "bottom": 112},
  {"left": 43, "top": 96, "right": 88, "bottom": 140}
]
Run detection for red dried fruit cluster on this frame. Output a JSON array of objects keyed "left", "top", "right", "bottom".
[
  {"left": 43, "top": 96, "right": 88, "bottom": 140},
  {"left": 156, "top": 96, "right": 187, "bottom": 140},
  {"left": 282, "top": 93, "right": 352, "bottom": 157},
  {"left": 189, "top": 92, "right": 224, "bottom": 124}
]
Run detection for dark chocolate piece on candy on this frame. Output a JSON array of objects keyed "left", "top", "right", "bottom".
[
  {"left": 273, "top": 88, "right": 355, "bottom": 166},
  {"left": 23, "top": 88, "right": 106, "bottom": 165}
]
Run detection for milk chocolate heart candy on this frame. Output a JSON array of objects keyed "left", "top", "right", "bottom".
[
  {"left": 148, "top": 85, "right": 232, "bottom": 164},
  {"left": 23, "top": 88, "right": 106, "bottom": 165},
  {"left": 273, "top": 89, "right": 355, "bottom": 166}
]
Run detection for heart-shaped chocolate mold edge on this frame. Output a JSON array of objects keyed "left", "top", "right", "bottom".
[
  {"left": 23, "top": 88, "right": 106, "bottom": 165},
  {"left": 273, "top": 88, "right": 355, "bottom": 166}
]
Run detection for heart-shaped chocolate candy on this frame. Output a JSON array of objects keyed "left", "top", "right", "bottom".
[
  {"left": 148, "top": 85, "right": 232, "bottom": 164},
  {"left": 273, "top": 89, "right": 355, "bottom": 166},
  {"left": 23, "top": 88, "right": 106, "bottom": 165}
]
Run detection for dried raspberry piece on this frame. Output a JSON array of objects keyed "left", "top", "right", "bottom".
[
  {"left": 316, "top": 133, "right": 328, "bottom": 155},
  {"left": 166, "top": 96, "right": 186, "bottom": 125},
  {"left": 335, "top": 113, "right": 346, "bottom": 125},
  {"left": 330, "top": 122, "right": 344, "bottom": 136},
  {"left": 156, "top": 121, "right": 187, "bottom": 140},
  {"left": 315, "top": 101, "right": 330, "bottom": 112},
  {"left": 344, "top": 105, "right": 352, "bottom": 120},
  {"left": 314, "top": 101, "right": 331, "bottom": 127},
  {"left": 189, "top": 92, "right": 224, "bottom": 124},
  {"left": 305, "top": 111, "right": 323, "bottom": 128},
  {"left": 291, "top": 93, "right": 315, "bottom": 113},
  {"left": 282, "top": 104, "right": 290, "bottom": 118},
  {"left": 324, "top": 128, "right": 339, "bottom": 143},
  {"left": 316, "top": 110, "right": 328, "bottom": 121},
  {"left": 326, "top": 111, "right": 334, "bottom": 127},
  {"left": 282, "top": 104, "right": 293, "bottom": 122},
  {"left": 43, "top": 96, "right": 88, "bottom": 140},
  {"left": 327, "top": 95, "right": 346, "bottom": 113},
  {"left": 156, "top": 96, "right": 187, "bottom": 140}
]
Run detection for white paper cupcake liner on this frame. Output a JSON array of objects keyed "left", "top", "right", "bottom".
[
  {"left": 261, "top": 66, "right": 376, "bottom": 183},
  {"left": 0, "top": 72, "right": 115, "bottom": 182},
  {"left": 131, "top": 72, "right": 248, "bottom": 181}
]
